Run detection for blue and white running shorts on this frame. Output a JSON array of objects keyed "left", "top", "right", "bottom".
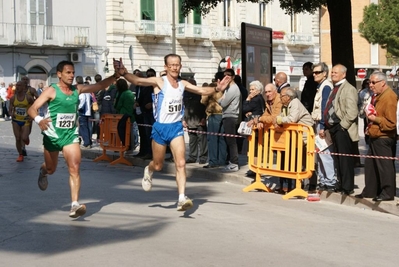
[{"left": 151, "top": 121, "right": 184, "bottom": 146}]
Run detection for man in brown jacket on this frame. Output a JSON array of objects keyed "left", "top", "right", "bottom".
[
  {"left": 356, "top": 71, "right": 397, "bottom": 201},
  {"left": 256, "top": 83, "right": 283, "bottom": 188},
  {"left": 257, "top": 83, "right": 283, "bottom": 127}
]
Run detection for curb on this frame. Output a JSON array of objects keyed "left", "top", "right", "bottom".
[{"left": 81, "top": 148, "right": 399, "bottom": 217}]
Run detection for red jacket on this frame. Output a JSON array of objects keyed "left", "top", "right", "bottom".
[{"left": 6, "top": 86, "right": 14, "bottom": 100}]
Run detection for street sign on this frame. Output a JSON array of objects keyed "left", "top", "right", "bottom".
[{"left": 357, "top": 68, "right": 366, "bottom": 79}]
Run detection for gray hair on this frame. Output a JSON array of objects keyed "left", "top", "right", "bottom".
[
  {"left": 371, "top": 71, "right": 387, "bottom": 82},
  {"left": 265, "top": 83, "right": 277, "bottom": 91},
  {"left": 334, "top": 64, "right": 347, "bottom": 74},
  {"left": 313, "top": 62, "right": 329, "bottom": 75},
  {"left": 283, "top": 87, "right": 297, "bottom": 100},
  {"left": 249, "top": 80, "right": 264, "bottom": 94}
]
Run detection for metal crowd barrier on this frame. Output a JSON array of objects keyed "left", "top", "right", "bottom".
[
  {"left": 94, "top": 114, "right": 132, "bottom": 166},
  {"left": 243, "top": 123, "right": 315, "bottom": 200}
]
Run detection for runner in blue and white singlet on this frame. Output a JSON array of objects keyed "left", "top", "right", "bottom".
[
  {"left": 151, "top": 76, "right": 185, "bottom": 145},
  {"left": 115, "top": 55, "right": 232, "bottom": 212},
  {"left": 153, "top": 76, "right": 185, "bottom": 123}
]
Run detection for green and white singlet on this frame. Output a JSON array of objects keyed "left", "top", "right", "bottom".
[{"left": 42, "top": 84, "right": 79, "bottom": 151}]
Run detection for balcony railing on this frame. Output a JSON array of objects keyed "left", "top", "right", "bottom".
[
  {"left": 286, "top": 33, "right": 313, "bottom": 46},
  {"left": 0, "top": 23, "right": 90, "bottom": 47},
  {"left": 132, "top": 21, "right": 240, "bottom": 42},
  {"left": 133, "top": 20, "right": 171, "bottom": 37},
  {"left": 128, "top": 21, "right": 314, "bottom": 47},
  {"left": 176, "top": 23, "right": 211, "bottom": 39},
  {"left": 210, "top": 26, "right": 240, "bottom": 41}
]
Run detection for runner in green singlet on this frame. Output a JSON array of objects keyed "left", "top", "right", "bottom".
[{"left": 28, "top": 60, "right": 121, "bottom": 219}]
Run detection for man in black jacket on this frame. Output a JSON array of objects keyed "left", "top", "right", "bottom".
[
  {"left": 300, "top": 62, "right": 318, "bottom": 113},
  {"left": 183, "top": 77, "right": 208, "bottom": 164},
  {"left": 134, "top": 68, "right": 156, "bottom": 159}
]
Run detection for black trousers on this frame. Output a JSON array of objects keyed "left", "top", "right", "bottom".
[
  {"left": 329, "top": 124, "right": 354, "bottom": 192},
  {"left": 117, "top": 114, "right": 130, "bottom": 148},
  {"left": 222, "top": 117, "right": 239, "bottom": 165},
  {"left": 187, "top": 125, "right": 208, "bottom": 161},
  {"left": 362, "top": 137, "right": 396, "bottom": 198},
  {"left": 136, "top": 113, "right": 149, "bottom": 155}
]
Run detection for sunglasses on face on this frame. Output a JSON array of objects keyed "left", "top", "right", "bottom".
[
  {"left": 313, "top": 71, "right": 324, "bottom": 75},
  {"left": 370, "top": 80, "right": 383, "bottom": 85}
]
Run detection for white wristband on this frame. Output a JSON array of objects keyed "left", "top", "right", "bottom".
[{"left": 34, "top": 116, "right": 44, "bottom": 124}]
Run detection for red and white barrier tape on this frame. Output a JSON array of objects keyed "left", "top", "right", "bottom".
[
  {"left": 315, "top": 150, "right": 399, "bottom": 161},
  {"left": 136, "top": 123, "right": 245, "bottom": 138},
  {"left": 136, "top": 123, "right": 399, "bottom": 161}
]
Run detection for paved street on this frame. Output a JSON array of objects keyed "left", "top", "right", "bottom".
[{"left": 1, "top": 121, "right": 399, "bottom": 266}]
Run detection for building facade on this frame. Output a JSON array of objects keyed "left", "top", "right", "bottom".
[
  {"left": 320, "top": 0, "right": 392, "bottom": 89},
  {"left": 106, "top": 0, "right": 319, "bottom": 88},
  {"left": 0, "top": 0, "right": 319, "bottom": 89},
  {"left": 0, "top": 0, "right": 108, "bottom": 88}
]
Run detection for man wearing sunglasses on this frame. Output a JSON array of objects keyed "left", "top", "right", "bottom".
[{"left": 355, "top": 71, "right": 397, "bottom": 201}]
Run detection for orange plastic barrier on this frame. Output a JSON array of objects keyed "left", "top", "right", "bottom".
[
  {"left": 243, "top": 123, "right": 315, "bottom": 199},
  {"left": 94, "top": 114, "right": 132, "bottom": 166}
]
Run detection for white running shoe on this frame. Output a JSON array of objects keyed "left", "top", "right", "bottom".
[
  {"left": 222, "top": 162, "right": 239, "bottom": 172},
  {"left": 142, "top": 166, "right": 153, "bottom": 191},
  {"left": 177, "top": 196, "right": 193, "bottom": 211},
  {"left": 38, "top": 167, "right": 48, "bottom": 191},
  {"left": 69, "top": 204, "right": 86, "bottom": 218}
]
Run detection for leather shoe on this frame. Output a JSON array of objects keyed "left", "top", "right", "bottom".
[
  {"left": 199, "top": 159, "right": 207, "bottom": 164},
  {"left": 355, "top": 163, "right": 364, "bottom": 168},
  {"left": 203, "top": 164, "right": 219, "bottom": 169},
  {"left": 245, "top": 170, "right": 256, "bottom": 178},
  {"left": 372, "top": 196, "right": 394, "bottom": 201},
  {"left": 186, "top": 158, "right": 197, "bottom": 164},
  {"left": 354, "top": 194, "right": 364, "bottom": 199},
  {"left": 319, "top": 185, "right": 336, "bottom": 192},
  {"left": 274, "top": 188, "right": 286, "bottom": 195},
  {"left": 141, "top": 154, "right": 152, "bottom": 160},
  {"left": 340, "top": 190, "right": 354, "bottom": 196}
]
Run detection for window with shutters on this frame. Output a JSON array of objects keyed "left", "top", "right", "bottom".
[
  {"left": 29, "top": 0, "right": 48, "bottom": 41},
  {"left": 178, "top": 0, "right": 202, "bottom": 36},
  {"left": 193, "top": 8, "right": 201, "bottom": 25},
  {"left": 178, "top": 0, "right": 186, "bottom": 34},
  {"left": 141, "top": 0, "right": 155, "bottom": 20},
  {"left": 223, "top": 0, "right": 231, "bottom": 27},
  {"left": 140, "top": 0, "right": 155, "bottom": 33},
  {"left": 30, "top": 0, "right": 46, "bottom": 25}
]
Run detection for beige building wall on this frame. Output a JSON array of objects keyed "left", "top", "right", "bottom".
[{"left": 320, "top": 0, "right": 389, "bottom": 72}]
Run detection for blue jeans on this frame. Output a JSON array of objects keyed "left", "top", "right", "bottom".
[
  {"left": 316, "top": 124, "right": 336, "bottom": 186},
  {"left": 207, "top": 114, "right": 227, "bottom": 166},
  {"left": 79, "top": 115, "right": 91, "bottom": 146}
]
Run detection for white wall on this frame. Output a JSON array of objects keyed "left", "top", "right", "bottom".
[{"left": 105, "top": 0, "right": 319, "bottom": 85}]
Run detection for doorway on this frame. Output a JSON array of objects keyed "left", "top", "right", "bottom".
[{"left": 28, "top": 66, "right": 48, "bottom": 89}]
